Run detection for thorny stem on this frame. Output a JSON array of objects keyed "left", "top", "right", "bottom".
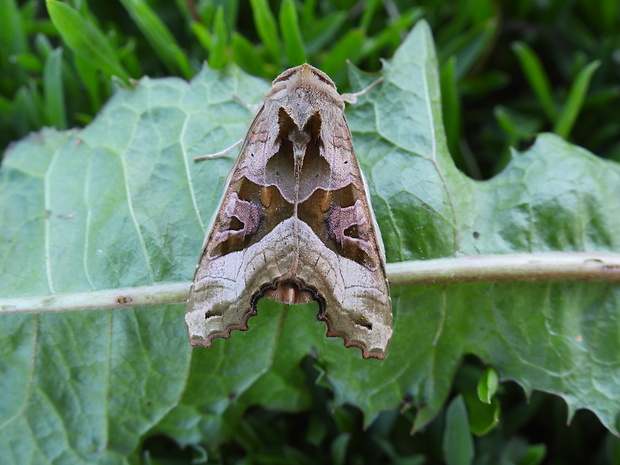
[{"left": 2, "top": 252, "right": 619, "bottom": 314}]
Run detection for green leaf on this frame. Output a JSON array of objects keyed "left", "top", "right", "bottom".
[
  {"left": 74, "top": 54, "right": 102, "bottom": 112},
  {"left": 512, "top": 41, "right": 557, "bottom": 122},
  {"left": 440, "top": 56, "right": 466, "bottom": 172},
  {"left": 320, "top": 29, "right": 365, "bottom": 82},
  {"left": 1, "top": 22, "right": 620, "bottom": 462},
  {"left": 190, "top": 20, "right": 213, "bottom": 53},
  {"left": 331, "top": 433, "right": 350, "bottom": 465},
  {"left": 12, "top": 52, "right": 43, "bottom": 73},
  {"left": 279, "top": 0, "right": 307, "bottom": 66},
  {"left": 12, "top": 83, "right": 42, "bottom": 132},
  {"left": 443, "top": 396, "right": 474, "bottom": 465},
  {"left": 553, "top": 60, "right": 600, "bottom": 139},
  {"left": 34, "top": 33, "right": 54, "bottom": 60},
  {"left": 359, "top": 0, "right": 380, "bottom": 30},
  {"left": 494, "top": 105, "right": 542, "bottom": 142},
  {"left": 304, "top": 11, "right": 347, "bottom": 55},
  {"left": 231, "top": 32, "right": 265, "bottom": 77},
  {"left": 477, "top": 367, "right": 498, "bottom": 404},
  {"left": 117, "top": 0, "right": 193, "bottom": 78},
  {"left": 46, "top": 0, "right": 130, "bottom": 82},
  {"left": 42, "top": 48, "right": 66, "bottom": 128},
  {"left": 440, "top": 18, "right": 497, "bottom": 80},
  {"left": 0, "top": 0, "right": 25, "bottom": 48},
  {"left": 517, "top": 444, "right": 546, "bottom": 465},
  {"left": 464, "top": 391, "right": 500, "bottom": 436},
  {"left": 209, "top": 7, "right": 228, "bottom": 69},
  {"left": 0, "top": 0, "right": 27, "bottom": 76},
  {"left": 249, "top": 0, "right": 281, "bottom": 65}
]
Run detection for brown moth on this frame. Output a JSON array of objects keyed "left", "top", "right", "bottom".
[{"left": 186, "top": 64, "right": 392, "bottom": 359}]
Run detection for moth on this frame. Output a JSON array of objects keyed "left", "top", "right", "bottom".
[{"left": 186, "top": 64, "right": 392, "bottom": 359}]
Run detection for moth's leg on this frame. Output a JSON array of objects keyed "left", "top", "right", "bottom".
[
  {"left": 341, "top": 77, "right": 384, "bottom": 104},
  {"left": 232, "top": 93, "right": 262, "bottom": 112},
  {"left": 193, "top": 139, "right": 243, "bottom": 162},
  {"left": 192, "top": 91, "right": 260, "bottom": 162}
]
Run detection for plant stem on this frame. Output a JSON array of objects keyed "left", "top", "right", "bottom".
[
  {"left": 386, "top": 251, "right": 620, "bottom": 285},
  {"left": 2, "top": 252, "right": 619, "bottom": 314}
]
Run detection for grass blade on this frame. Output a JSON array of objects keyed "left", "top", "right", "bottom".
[
  {"left": 191, "top": 21, "right": 213, "bottom": 53},
  {"left": 321, "top": 29, "right": 365, "bottom": 82},
  {"left": 43, "top": 47, "right": 66, "bottom": 128},
  {"left": 279, "top": 0, "right": 307, "bottom": 66},
  {"left": 512, "top": 41, "right": 557, "bottom": 122},
  {"left": 0, "top": 0, "right": 27, "bottom": 64},
  {"left": 440, "top": 56, "right": 462, "bottom": 163},
  {"left": 443, "top": 396, "right": 474, "bottom": 465},
  {"left": 117, "top": 0, "right": 193, "bottom": 78},
  {"left": 211, "top": 7, "right": 229, "bottom": 69},
  {"left": 231, "top": 32, "right": 265, "bottom": 77},
  {"left": 74, "top": 54, "right": 101, "bottom": 112},
  {"left": 46, "top": 0, "right": 130, "bottom": 81},
  {"left": 553, "top": 60, "right": 600, "bottom": 138},
  {"left": 250, "top": 0, "right": 281, "bottom": 65}
]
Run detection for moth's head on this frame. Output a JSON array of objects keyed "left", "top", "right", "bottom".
[{"left": 272, "top": 64, "right": 337, "bottom": 91}]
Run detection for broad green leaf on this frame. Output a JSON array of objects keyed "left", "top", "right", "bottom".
[{"left": 1, "top": 22, "right": 620, "bottom": 463}]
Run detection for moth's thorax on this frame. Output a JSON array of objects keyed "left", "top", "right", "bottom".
[{"left": 266, "top": 64, "right": 345, "bottom": 118}]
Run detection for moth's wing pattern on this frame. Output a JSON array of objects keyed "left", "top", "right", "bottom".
[
  {"left": 186, "top": 64, "right": 392, "bottom": 359},
  {"left": 295, "top": 109, "right": 392, "bottom": 359},
  {"left": 185, "top": 102, "right": 289, "bottom": 346}
]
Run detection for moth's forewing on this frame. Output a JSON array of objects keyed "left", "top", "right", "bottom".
[{"left": 186, "top": 64, "right": 392, "bottom": 359}]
